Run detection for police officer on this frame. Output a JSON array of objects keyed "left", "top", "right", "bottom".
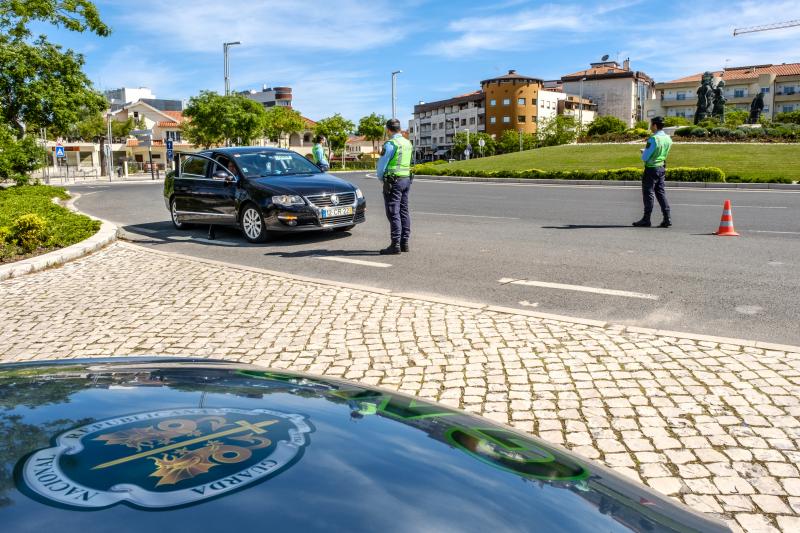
[
  {"left": 376, "top": 118, "right": 413, "bottom": 255},
  {"left": 634, "top": 116, "right": 672, "bottom": 228},
  {"left": 312, "top": 135, "right": 329, "bottom": 172}
]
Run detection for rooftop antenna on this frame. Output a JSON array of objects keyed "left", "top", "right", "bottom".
[{"left": 601, "top": 54, "right": 610, "bottom": 62}]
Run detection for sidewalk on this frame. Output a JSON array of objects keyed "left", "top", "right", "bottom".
[{"left": 1, "top": 241, "right": 799, "bottom": 532}]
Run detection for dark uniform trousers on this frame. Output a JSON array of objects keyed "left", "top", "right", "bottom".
[
  {"left": 642, "top": 166, "right": 670, "bottom": 219},
  {"left": 383, "top": 177, "right": 412, "bottom": 244}
]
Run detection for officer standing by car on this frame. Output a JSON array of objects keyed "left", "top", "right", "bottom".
[
  {"left": 376, "top": 118, "right": 413, "bottom": 255},
  {"left": 633, "top": 116, "right": 672, "bottom": 228},
  {"left": 312, "top": 135, "right": 329, "bottom": 172}
]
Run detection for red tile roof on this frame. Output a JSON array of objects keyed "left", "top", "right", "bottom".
[
  {"left": 161, "top": 110, "right": 185, "bottom": 122},
  {"left": 563, "top": 65, "right": 629, "bottom": 78},
  {"left": 157, "top": 121, "right": 180, "bottom": 128},
  {"left": 665, "top": 63, "right": 800, "bottom": 84}
]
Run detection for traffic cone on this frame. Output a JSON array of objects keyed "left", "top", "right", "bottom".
[{"left": 715, "top": 200, "right": 739, "bottom": 236}]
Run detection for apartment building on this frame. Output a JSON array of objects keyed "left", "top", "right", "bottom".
[
  {"left": 240, "top": 85, "right": 293, "bottom": 109},
  {"left": 482, "top": 70, "right": 545, "bottom": 137},
  {"left": 645, "top": 63, "right": 800, "bottom": 121},
  {"left": 561, "top": 60, "right": 655, "bottom": 128},
  {"left": 409, "top": 91, "right": 485, "bottom": 161}
]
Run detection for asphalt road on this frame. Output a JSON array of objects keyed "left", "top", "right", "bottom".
[{"left": 69, "top": 173, "right": 800, "bottom": 345}]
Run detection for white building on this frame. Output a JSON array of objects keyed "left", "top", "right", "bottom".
[
  {"left": 409, "top": 91, "right": 485, "bottom": 161},
  {"left": 240, "top": 85, "right": 293, "bottom": 109},
  {"left": 561, "top": 60, "right": 655, "bottom": 128}
]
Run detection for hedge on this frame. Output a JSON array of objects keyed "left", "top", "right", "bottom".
[{"left": 412, "top": 165, "right": 727, "bottom": 182}]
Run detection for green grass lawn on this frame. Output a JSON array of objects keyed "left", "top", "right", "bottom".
[
  {"left": 445, "top": 144, "right": 800, "bottom": 181},
  {"left": 0, "top": 185, "right": 100, "bottom": 262}
]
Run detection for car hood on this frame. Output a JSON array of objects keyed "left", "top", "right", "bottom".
[
  {"left": 247, "top": 174, "right": 356, "bottom": 196},
  {"left": 0, "top": 358, "right": 728, "bottom": 533}
]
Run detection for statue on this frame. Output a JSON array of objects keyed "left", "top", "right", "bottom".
[
  {"left": 694, "top": 72, "right": 715, "bottom": 124},
  {"left": 747, "top": 92, "right": 765, "bottom": 124},
  {"left": 711, "top": 79, "right": 727, "bottom": 122}
]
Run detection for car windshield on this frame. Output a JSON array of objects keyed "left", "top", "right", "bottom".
[{"left": 233, "top": 151, "right": 322, "bottom": 178}]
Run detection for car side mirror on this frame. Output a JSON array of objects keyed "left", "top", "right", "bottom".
[{"left": 213, "top": 170, "right": 234, "bottom": 181}]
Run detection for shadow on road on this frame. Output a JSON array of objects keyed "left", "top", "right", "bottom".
[
  {"left": 264, "top": 248, "right": 380, "bottom": 258},
  {"left": 542, "top": 224, "right": 632, "bottom": 230}
]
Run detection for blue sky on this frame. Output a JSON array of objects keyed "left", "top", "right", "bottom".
[{"left": 38, "top": 0, "right": 800, "bottom": 122}]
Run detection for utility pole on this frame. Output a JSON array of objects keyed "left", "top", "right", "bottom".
[
  {"left": 148, "top": 132, "right": 155, "bottom": 181},
  {"left": 519, "top": 129, "right": 523, "bottom": 152},
  {"left": 391, "top": 70, "right": 402, "bottom": 120},
  {"left": 106, "top": 113, "right": 114, "bottom": 181},
  {"left": 579, "top": 77, "right": 587, "bottom": 133},
  {"left": 223, "top": 41, "right": 241, "bottom": 96}
]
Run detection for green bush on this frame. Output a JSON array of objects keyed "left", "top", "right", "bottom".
[
  {"left": 412, "top": 165, "right": 726, "bottom": 182},
  {"left": 689, "top": 127, "right": 709, "bottom": 138},
  {"left": 774, "top": 110, "right": 800, "bottom": 125},
  {"left": 675, "top": 127, "right": 694, "bottom": 137},
  {"left": 431, "top": 159, "right": 447, "bottom": 165},
  {"left": 635, "top": 120, "right": 649, "bottom": 130},
  {"left": 587, "top": 116, "right": 627, "bottom": 136},
  {"left": 10, "top": 213, "right": 48, "bottom": 253},
  {"left": 710, "top": 127, "right": 732, "bottom": 137},
  {"left": 664, "top": 116, "right": 691, "bottom": 127}
]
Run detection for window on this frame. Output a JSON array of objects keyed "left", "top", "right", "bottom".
[
  {"left": 518, "top": 116, "right": 526, "bottom": 123},
  {"left": 784, "top": 87, "right": 796, "bottom": 95},
  {"left": 469, "top": 117, "right": 475, "bottom": 125},
  {"left": 432, "top": 124, "right": 436, "bottom": 130},
  {"left": 517, "top": 98, "right": 526, "bottom": 105},
  {"left": 783, "top": 105, "right": 795, "bottom": 113},
  {"left": 181, "top": 155, "right": 208, "bottom": 178},
  {"left": 235, "top": 151, "right": 322, "bottom": 178},
  {"left": 133, "top": 111, "right": 139, "bottom": 119},
  {"left": 489, "top": 99, "right": 497, "bottom": 106},
  {"left": 676, "top": 93, "right": 686, "bottom": 101},
  {"left": 532, "top": 116, "right": 538, "bottom": 123},
  {"left": 531, "top": 99, "right": 537, "bottom": 106},
  {"left": 734, "top": 89, "right": 746, "bottom": 98},
  {"left": 502, "top": 98, "right": 511, "bottom": 105},
  {"left": 761, "top": 87, "right": 770, "bottom": 94},
  {"left": 461, "top": 118, "right": 467, "bottom": 126},
  {"left": 502, "top": 116, "right": 511, "bottom": 123},
  {"left": 440, "top": 122, "right": 444, "bottom": 129},
  {"left": 490, "top": 116, "right": 497, "bottom": 124}
]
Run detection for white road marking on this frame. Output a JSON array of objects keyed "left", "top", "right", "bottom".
[
  {"left": 519, "top": 301, "right": 539, "bottom": 308},
  {"left": 317, "top": 256, "right": 392, "bottom": 268},
  {"left": 672, "top": 203, "right": 788, "bottom": 209},
  {"left": 499, "top": 278, "right": 659, "bottom": 300},
  {"left": 416, "top": 211, "right": 520, "bottom": 220},
  {"left": 170, "top": 235, "right": 238, "bottom": 246},
  {"left": 414, "top": 179, "right": 800, "bottom": 194},
  {"left": 749, "top": 230, "right": 800, "bottom": 235}
]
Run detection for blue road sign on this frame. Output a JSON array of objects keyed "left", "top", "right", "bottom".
[
  {"left": 166, "top": 139, "right": 174, "bottom": 160},
  {"left": 55, "top": 146, "right": 65, "bottom": 159}
]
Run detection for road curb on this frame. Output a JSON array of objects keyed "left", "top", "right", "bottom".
[
  {"left": 115, "top": 240, "right": 800, "bottom": 354},
  {"left": 414, "top": 175, "right": 800, "bottom": 190},
  {"left": 0, "top": 193, "right": 117, "bottom": 281}
]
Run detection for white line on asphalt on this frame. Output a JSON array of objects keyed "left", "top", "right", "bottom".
[
  {"left": 498, "top": 278, "right": 659, "bottom": 300},
  {"left": 317, "top": 256, "right": 392, "bottom": 268},
  {"left": 170, "top": 235, "right": 238, "bottom": 246},
  {"left": 749, "top": 230, "right": 800, "bottom": 235},
  {"left": 416, "top": 211, "right": 520, "bottom": 220},
  {"left": 414, "top": 179, "right": 800, "bottom": 194},
  {"left": 672, "top": 203, "right": 788, "bottom": 209}
]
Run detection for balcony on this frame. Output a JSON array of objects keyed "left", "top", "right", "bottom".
[{"left": 775, "top": 92, "right": 800, "bottom": 102}]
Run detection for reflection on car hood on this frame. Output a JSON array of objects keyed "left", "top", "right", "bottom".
[
  {"left": 0, "top": 358, "right": 729, "bottom": 533},
  {"left": 248, "top": 174, "right": 356, "bottom": 196}
]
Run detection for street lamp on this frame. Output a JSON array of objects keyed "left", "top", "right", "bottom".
[
  {"left": 391, "top": 70, "right": 402, "bottom": 120},
  {"left": 579, "top": 76, "right": 587, "bottom": 131},
  {"left": 223, "top": 41, "right": 241, "bottom": 96},
  {"left": 106, "top": 112, "right": 113, "bottom": 181}
]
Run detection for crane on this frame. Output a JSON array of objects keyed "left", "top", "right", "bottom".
[{"left": 733, "top": 19, "right": 800, "bottom": 36}]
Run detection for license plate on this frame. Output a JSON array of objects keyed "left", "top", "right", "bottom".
[{"left": 321, "top": 206, "right": 353, "bottom": 218}]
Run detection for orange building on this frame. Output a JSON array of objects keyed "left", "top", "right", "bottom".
[{"left": 481, "top": 70, "right": 545, "bottom": 136}]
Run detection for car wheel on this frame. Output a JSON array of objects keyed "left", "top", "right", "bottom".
[
  {"left": 333, "top": 225, "right": 355, "bottom": 232},
  {"left": 240, "top": 204, "right": 269, "bottom": 243},
  {"left": 170, "top": 198, "right": 190, "bottom": 230}
]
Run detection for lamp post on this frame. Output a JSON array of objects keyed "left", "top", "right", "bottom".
[
  {"left": 391, "top": 70, "right": 402, "bottom": 120},
  {"left": 464, "top": 128, "right": 470, "bottom": 160},
  {"left": 579, "top": 76, "right": 587, "bottom": 132},
  {"left": 223, "top": 41, "right": 241, "bottom": 96},
  {"left": 106, "top": 112, "right": 113, "bottom": 181}
]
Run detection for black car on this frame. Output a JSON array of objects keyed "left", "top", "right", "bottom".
[
  {"left": 0, "top": 358, "right": 729, "bottom": 533},
  {"left": 163, "top": 147, "right": 366, "bottom": 243}
]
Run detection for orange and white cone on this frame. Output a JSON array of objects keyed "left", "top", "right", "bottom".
[{"left": 715, "top": 199, "right": 739, "bottom": 236}]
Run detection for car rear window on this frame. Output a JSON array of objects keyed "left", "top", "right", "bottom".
[{"left": 234, "top": 152, "right": 322, "bottom": 177}]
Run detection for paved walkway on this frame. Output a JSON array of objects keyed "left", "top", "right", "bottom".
[{"left": 2, "top": 242, "right": 799, "bottom": 532}]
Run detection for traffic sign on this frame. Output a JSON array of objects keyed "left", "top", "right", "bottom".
[
  {"left": 478, "top": 139, "right": 485, "bottom": 147},
  {"left": 166, "top": 139, "right": 174, "bottom": 160},
  {"left": 55, "top": 146, "right": 65, "bottom": 159}
]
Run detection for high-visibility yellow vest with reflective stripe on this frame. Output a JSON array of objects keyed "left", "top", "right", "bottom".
[
  {"left": 645, "top": 133, "right": 672, "bottom": 168},
  {"left": 386, "top": 136, "right": 413, "bottom": 177}
]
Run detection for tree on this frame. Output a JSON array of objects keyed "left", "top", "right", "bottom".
[
  {"left": 314, "top": 114, "right": 355, "bottom": 158},
  {"left": 0, "top": 124, "right": 46, "bottom": 185},
  {"left": 537, "top": 116, "right": 578, "bottom": 147},
  {"left": 495, "top": 130, "right": 536, "bottom": 154},
  {"left": 586, "top": 115, "right": 627, "bottom": 136},
  {"left": 453, "top": 131, "right": 496, "bottom": 157},
  {"left": 356, "top": 113, "right": 386, "bottom": 153},
  {"left": 263, "top": 106, "right": 304, "bottom": 145},
  {"left": 182, "top": 92, "right": 267, "bottom": 148}
]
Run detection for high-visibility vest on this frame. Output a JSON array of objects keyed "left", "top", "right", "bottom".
[
  {"left": 312, "top": 144, "right": 327, "bottom": 165},
  {"left": 386, "top": 136, "right": 413, "bottom": 177},
  {"left": 645, "top": 133, "right": 672, "bottom": 168}
]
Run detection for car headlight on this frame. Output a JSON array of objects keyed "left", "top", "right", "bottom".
[
  {"left": 355, "top": 188, "right": 364, "bottom": 199},
  {"left": 272, "top": 195, "right": 305, "bottom": 207}
]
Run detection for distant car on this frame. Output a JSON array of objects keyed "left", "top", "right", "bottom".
[
  {"left": 1, "top": 358, "right": 729, "bottom": 532},
  {"left": 163, "top": 147, "right": 366, "bottom": 243}
]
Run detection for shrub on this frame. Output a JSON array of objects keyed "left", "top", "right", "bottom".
[
  {"left": 10, "top": 213, "right": 48, "bottom": 253},
  {"left": 431, "top": 159, "right": 447, "bottom": 165},
  {"left": 689, "top": 127, "right": 709, "bottom": 138},
  {"left": 664, "top": 116, "right": 691, "bottom": 127},
  {"left": 709, "top": 127, "right": 732, "bottom": 137},
  {"left": 774, "top": 110, "right": 800, "bottom": 125},
  {"left": 674, "top": 127, "right": 694, "bottom": 137},
  {"left": 587, "top": 116, "right": 627, "bottom": 136},
  {"left": 635, "top": 120, "right": 649, "bottom": 130},
  {"left": 729, "top": 129, "right": 747, "bottom": 139},
  {"left": 666, "top": 167, "right": 725, "bottom": 182}
]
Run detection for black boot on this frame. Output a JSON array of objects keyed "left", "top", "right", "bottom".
[
  {"left": 400, "top": 241, "right": 409, "bottom": 252},
  {"left": 659, "top": 216, "right": 672, "bottom": 228},
  {"left": 379, "top": 243, "right": 401, "bottom": 255},
  {"left": 632, "top": 218, "right": 651, "bottom": 227}
]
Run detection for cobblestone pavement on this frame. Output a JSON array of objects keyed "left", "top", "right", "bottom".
[{"left": 2, "top": 242, "right": 800, "bottom": 532}]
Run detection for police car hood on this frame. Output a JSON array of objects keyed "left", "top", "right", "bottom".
[
  {"left": 0, "top": 358, "right": 729, "bottom": 533},
  {"left": 248, "top": 174, "right": 356, "bottom": 197}
]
